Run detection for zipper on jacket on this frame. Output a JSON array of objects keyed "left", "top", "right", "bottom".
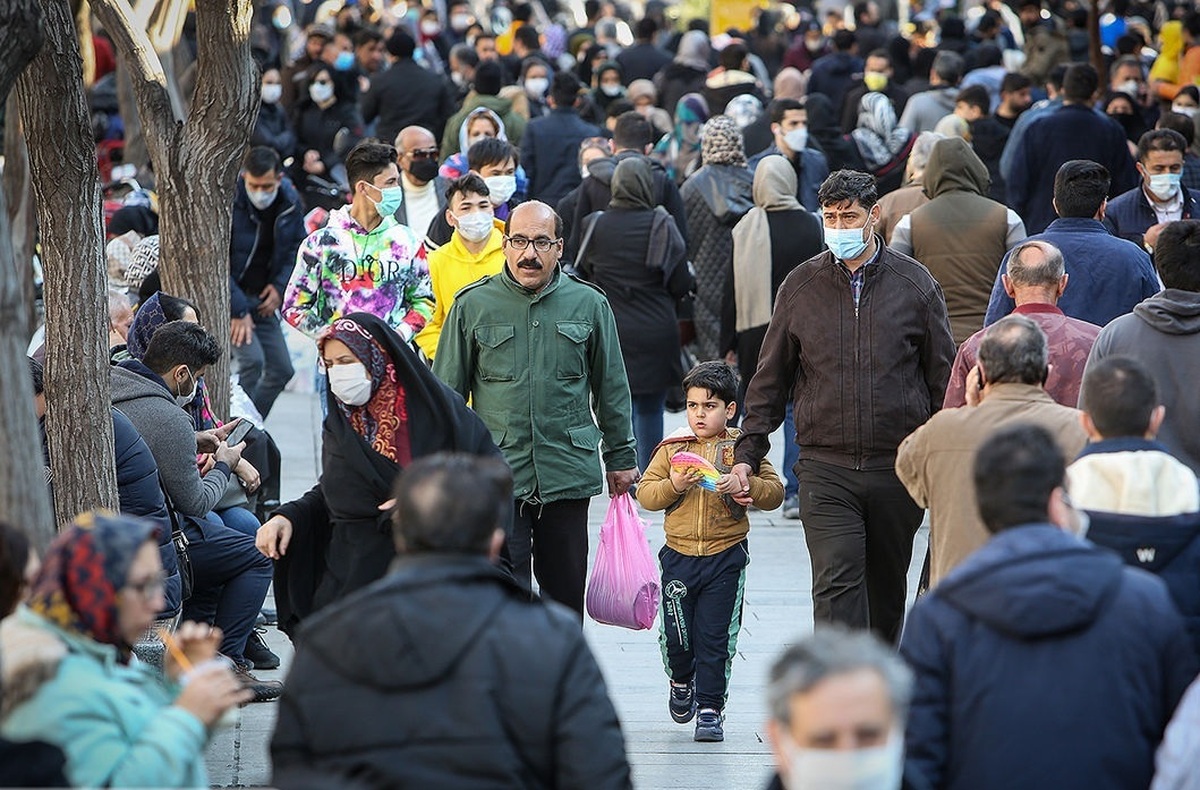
[{"left": 852, "top": 272, "right": 867, "bottom": 471}]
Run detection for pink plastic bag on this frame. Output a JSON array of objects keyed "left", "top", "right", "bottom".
[{"left": 586, "top": 493, "right": 660, "bottom": 630}]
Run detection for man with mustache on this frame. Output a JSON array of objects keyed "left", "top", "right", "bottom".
[{"left": 434, "top": 201, "right": 639, "bottom": 621}]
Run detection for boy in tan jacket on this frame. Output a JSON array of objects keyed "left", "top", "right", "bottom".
[{"left": 637, "top": 362, "right": 783, "bottom": 743}]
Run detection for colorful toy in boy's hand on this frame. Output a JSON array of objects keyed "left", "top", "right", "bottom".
[{"left": 670, "top": 452, "right": 721, "bottom": 491}]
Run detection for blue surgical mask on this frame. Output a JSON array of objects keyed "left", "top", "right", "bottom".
[
  {"left": 334, "top": 51, "right": 355, "bottom": 71},
  {"left": 1146, "top": 172, "right": 1182, "bottom": 201},
  {"left": 369, "top": 184, "right": 404, "bottom": 216},
  {"left": 824, "top": 220, "right": 873, "bottom": 261}
]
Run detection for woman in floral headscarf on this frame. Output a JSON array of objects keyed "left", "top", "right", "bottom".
[
  {"left": 851, "top": 92, "right": 915, "bottom": 195},
  {"left": 653, "top": 92, "right": 709, "bottom": 184},
  {"left": 256, "top": 313, "right": 502, "bottom": 635},
  {"left": 0, "top": 512, "right": 248, "bottom": 788},
  {"left": 679, "top": 115, "right": 755, "bottom": 362}
]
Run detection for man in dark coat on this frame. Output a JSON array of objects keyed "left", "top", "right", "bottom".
[
  {"left": 271, "top": 453, "right": 631, "bottom": 789},
  {"left": 901, "top": 424, "right": 1197, "bottom": 790},
  {"left": 520, "top": 72, "right": 603, "bottom": 208},
  {"left": 360, "top": 28, "right": 457, "bottom": 146},
  {"left": 806, "top": 30, "right": 863, "bottom": 118},
  {"left": 616, "top": 17, "right": 672, "bottom": 84},
  {"left": 1104, "top": 129, "right": 1200, "bottom": 250},
  {"left": 839, "top": 49, "right": 910, "bottom": 134}
]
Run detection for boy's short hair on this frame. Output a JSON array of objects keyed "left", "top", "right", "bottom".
[
  {"left": 682, "top": 361, "right": 739, "bottom": 405},
  {"left": 345, "top": 139, "right": 397, "bottom": 188},
  {"left": 446, "top": 172, "right": 490, "bottom": 204},
  {"left": 467, "top": 137, "right": 519, "bottom": 171},
  {"left": 955, "top": 85, "right": 990, "bottom": 113}
]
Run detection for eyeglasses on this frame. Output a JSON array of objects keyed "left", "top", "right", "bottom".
[
  {"left": 409, "top": 147, "right": 440, "bottom": 160},
  {"left": 505, "top": 236, "right": 559, "bottom": 252},
  {"left": 124, "top": 572, "right": 168, "bottom": 601}
]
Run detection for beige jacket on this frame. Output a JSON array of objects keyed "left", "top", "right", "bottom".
[
  {"left": 896, "top": 383, "right": 1088, "bottom": 585},
  {"left": 637, "top": 427, "right": 783, "bottom": 557}
]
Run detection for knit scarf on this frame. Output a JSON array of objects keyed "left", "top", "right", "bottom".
[{"left": 731, "top": 155, "right": 801, "bottom": 331}]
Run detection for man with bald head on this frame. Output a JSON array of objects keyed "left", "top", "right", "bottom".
[
  {"left": 393, "top": 126, "right": 448, "bottom": 244},
  {"left": 434, "top": 201, "right": 639, "bottom": 619}
]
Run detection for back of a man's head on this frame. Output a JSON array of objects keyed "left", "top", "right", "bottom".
[
  {"left": 978, "top": 315, "right": 1049, "bottom": 386},
  {"left": 832, "top": 29, "right": 857, "bottom": 53},
  {"left": 719, "top": 41, "right": 749, "bottom": 72},
  {"left": 932, "top": 50, "right": 964, "bottom": 86},
  {"left": 141, "top": 321, "right": 220, "bottom": 376},
  {"left": 613, "top": 111, "right": 654, "bottom": 152},
  {"left": 1006, "top": 240, "right": 1065, "bottom": 291},
  {"left": 550, "top": 71, "right": 582, "bottom": 109},
  {"left": 1079, "top": 356, "right": 1160, "bottom": 440},
  {"left": 1154, "top": 219, "right": 1200, "bottom": 292},
  {"left": 1061, "top": 63, "right": 1099, "bottom": 103},
  {"left": 974, "top": 424, "right": 1065, "bottom": 533},
  {"left": 1053, "top": 160, "right": 1110, "bottom": 218},
  {"left": 391, "top": 453, "right": 513, "bottom": 555},
  {"left": 1158, "top": 111, "right": 1197, "bottom": 148}
]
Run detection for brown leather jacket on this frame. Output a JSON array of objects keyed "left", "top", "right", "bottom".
[{"left": 734, "top": 241, "right": 955, "bottom": 472}]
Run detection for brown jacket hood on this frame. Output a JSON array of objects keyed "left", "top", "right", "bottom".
[{"left": 923, "top": 136, "right": 990, "bottom": 199}]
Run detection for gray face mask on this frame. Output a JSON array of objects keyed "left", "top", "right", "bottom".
[{"left": 174, "top": 366, "right": 198, "bottom": 407}]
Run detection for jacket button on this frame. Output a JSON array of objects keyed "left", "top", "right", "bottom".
[{"left": 532, "top": 320, "right": 539, "bottom": 327}]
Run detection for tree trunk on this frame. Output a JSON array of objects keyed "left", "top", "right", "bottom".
[
  {"left": 2, "top": 95, "right": 39, "bottom": 338},
  {"left": 0, "top": 0, "right": 55, "bottom": 551},
  {"left": 16, "top": 0, "right": 120, "bottom": 528},
  {"left": 94, "top": 0, "right": 259, "bottom": 420}
]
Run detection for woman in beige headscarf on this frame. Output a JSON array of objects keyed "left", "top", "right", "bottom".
[{"left": 726, "top": 155, "right": 824, "bottom": 515}]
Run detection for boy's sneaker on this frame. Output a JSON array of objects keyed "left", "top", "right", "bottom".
[
  {"left": 245, "top": 627, "right": 280, "bottom": 670},
  {"left": 669, "top": 679, "right": 696, "bottom": 723},
  {"left": 782, "top": 495, "right": 801, "bottom": 520},
  {"left": 694, "top": 708, "right": 724, "bottom": 742}
]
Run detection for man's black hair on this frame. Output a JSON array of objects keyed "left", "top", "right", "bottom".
[
  {"left": 832, "top": 29, "right": 857, "bottom": 52},
  {"left": 467, "top": 137, "right": 518, "bottom": 172},
  {"left": 1080, "top": 356, "right": 1159, "bottom": 439},
  {"left": 956, "top": 85, "right": 990, "bottom": 113},
  {"left": 1053, "top": 160, "right": 1110, "bottom": 218},
  {"left": 141, "top": 321, "right": 221, "bottom": 376},
  {"left": 974, "top": 43, "right": 1002, "bottom": 69},
  {"left": 977, "top": 315, "right": 1048, "bottom": 386},
  {"left": 1154, "top": 219, "right": 1200, "bottom": 292},
  {"left": 243, "top": 146, "right": 281, "bottom": 177},
  {"left": 550, "top": 71, "right": 582, "bottom": 108},
  {"left": 1062, "top": 63, "right": 1099, "bottom": 102},
  {"left": 974, "top": 424, "right": 1066, "bottom": 533},
  {"left": 768, "top": 97, "right": 805, "bottom": 126},
  {"left": 345, "top": 139, "right": 397, "bottom": 189},
  {"left": 159, "top": 293, "right": 200, "bottom": 322},
  {"left": 28, "top": 357, "right": 43, "bottom": 395},
  {"left": 450, "top": 42, "right": 479, "bottom": 69},
  {"left": 474, "top": 60, "right": 504, "bottom": 95},
  {"left": 513, "top": 25, "right": 541, "bottom": 52},
  {"left": 606, "top": 98, "right": 636, "bottom": 120},
  {"left": 635, "top": 17, "right": 657, "bottom": 40},
  {"left": 818, "top": 169, "right": 879, "bottom": 211},
  {"left": 512, "top": 3, "right": 533, "bottom": 23},
  {"left": 1157, "top": 112, "right": 1196, "bottom": 147},
  {"left": 1186, "top": 10, "right": 1200, "bottom": 39},
  {"left": 682, "top": 361, "right": 739, "bottom": 405},
  {"left": 353, "top": 27, "right": 383, "bottom": 47},
  {"left": 866, "top": 48, "right": 891, "bottom": 64},
  {"left": 392, "top": 452, "right": 513, "bottom": 554},
  {"left": 1001, "top": 72, "right": 1033, "bottom": 94},
  {"left": 719, "top": 41, "right": 749, "bottom": 71},
  {"left": 613, "top": 110, "right": 654, "bottom": 150},
  {"left": 446, "top": 172, "right": 490, "bottom": 205},
  {"left": 385, "top": 28, "right": 416, "bottom": 59},
  {"left": 1136, "top": 129, "right": 1188, "bottom": 162},
  {"left": 1047, "top": 63, "right": 1069, "bottom": 90}
]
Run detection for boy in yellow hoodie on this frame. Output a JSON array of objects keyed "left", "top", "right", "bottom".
[
  {"left": 414, "top": 173, "right": 505, "bottom": 359},
  {"left": 637, "top": 361, "right": 783, "bottom": 743}
]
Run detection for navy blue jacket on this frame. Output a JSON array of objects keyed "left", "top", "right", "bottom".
[
  {"left": 805, "top": 52, "right": 863, "bottom": 116},
  {"left": 520, "top": 108, "right": 603, "bottom": 207},
  {"left": 228, "top": 175, "right": 306, "bottom": 318},
  {"left": 1103, "top": 183, "right": 1200, "bottom": 248},
  {"left": 747, "top": 144, "right": 830, "bottom": 212},
  {"left": 901, "top": 525, "right": 1196, "bottom": 790},
  {"left": 1007, "top": 104, "right": 1139, "bottom": 234},
  {"left": 112, "top": 408, "right": 182, "bottom": 616},
  {"left": 984, "top": 217, "right": 1160, "bottom": 327}
]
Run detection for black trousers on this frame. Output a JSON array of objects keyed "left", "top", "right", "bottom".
[
  {"left": 509, "top": 498, "right": 591, "bottom": 619},
  {"left": 659, "top": 541, "right": 750, "bottom": 711},
  {"left": 796, "top": 459, "right": 923, "bottom": 644}
]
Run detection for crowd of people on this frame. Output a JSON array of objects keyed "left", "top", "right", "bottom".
[{"left": 6, "top": 0, "right": 1200, "bottom": 786}]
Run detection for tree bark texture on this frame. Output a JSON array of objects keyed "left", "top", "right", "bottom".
[
  {"left": 0, "top": 0, "right": 57, "bottom": 551},
  {"left": 3, "top": 96, "right": 39, "bottom": 338},
  {"left": 94, "top": 0, "right": 259, "bottom": 419},
  {"left": 15, "top": 0, "right": 120, "bottom": 528}
]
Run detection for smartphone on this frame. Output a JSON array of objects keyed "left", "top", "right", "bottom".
[{"left": 225, "top": 420, "right": 254, "bottom": 447}]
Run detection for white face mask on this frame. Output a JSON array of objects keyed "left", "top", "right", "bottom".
[
  {"left": 328, "top": 362, "right": 372, "bottom": 406},
  {"left": 601, "top": 83, "right": 624, "bottom": 97},
  {"left": 247, "top": 187, "right": 278, "bottom": 210},
  {"left": 484, "top": 174, "right": 517, "bottom": 204},
  {"left": 261, "top": 83, "right": 282, "bottom": 104},
  {"left": 309, "top": 81, "right": 335, "bottom": 104},
  {"left": 782, "top": 733, "right": 904, "bottom": 790},
  {"left": 1172, "top": 104, "right": 1197, "bottom": 118},
  {"left": 784, "top": 127, "right": 809, "bottom": 153},
  {"left": 455, "top": 210, "right": 495, "bottom": 242},
  {"left": 451, "top": 71, "right": 467, "bottom": 87},
  {"left": 1116, "top": 79, "right": 1141, "bottom": 96},
  {"left": 174, "top": 367, "right": 198, "bottom": 408},
  {"left": 524, "top": 76, "right": 549, "bottom": 97}
]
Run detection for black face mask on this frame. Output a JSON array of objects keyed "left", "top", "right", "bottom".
[{"left": 409, "top": 158, "right": 440, "bottom": 184}]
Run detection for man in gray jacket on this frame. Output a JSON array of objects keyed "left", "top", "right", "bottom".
[
  {"left": 898, "top": 51, "right": 963, "bottom": 134},
  {"left": 110, "top": 321, "right": 280, "bottom": 701}
]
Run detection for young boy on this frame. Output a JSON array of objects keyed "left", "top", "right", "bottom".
[{"left": 636, "top": 362, "right": 784, "bottom": 743}]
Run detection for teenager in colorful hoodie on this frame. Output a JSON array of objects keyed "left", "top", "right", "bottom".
[{"left": 284, "top": 139, "right": 433, "bottom": 342}]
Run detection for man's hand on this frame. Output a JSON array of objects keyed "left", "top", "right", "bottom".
[
  {"left": 213, "top": 440, "right": 245, "bottom": 470},
  {"left": 302, "top": 149, "right": 325, "bottom": 175},
  {"left": 257, "top": 284, "right": 282, "bottom": 315},
  {"left": 1144, "top": 221, "right": 1169, "bottom": 252},
  {"left": 231, "top": 315, "right": 255, "bottom": 347},
  {"left": 965, "top": 365, "right": 984, "bottom": 407},
  {"left": 606, "top": 468, "right": 640, "bottom": 498},
  {"left": 197, "top": 420, "right": 241, "bottom": 453},
  {"left": 236, "top": 460, "right": 261, "bottom": 494},
  {"left": 728, "top": 463, "right": 753, "bottom": 499},
  {"left": 198, "top": 454, "right": 216, "bottom": 475},
  {"left": 256, "top": 515, "right": 293, "bottom": 559}
]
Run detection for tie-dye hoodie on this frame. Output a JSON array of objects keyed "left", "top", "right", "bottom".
[{"left": 283, "top": 206, "right": 433, "bottom": 340}]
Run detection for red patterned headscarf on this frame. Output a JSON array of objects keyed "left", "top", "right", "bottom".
[
  {"left": 320, "top": 318, "right": 412, "bottom": 465},
  {"left": 26, "top": 511, "right": 161, "bottom": 662}
]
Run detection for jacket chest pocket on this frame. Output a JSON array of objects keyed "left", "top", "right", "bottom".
[
  {"left": 556, "top": 321, "right": 592, "bottom": 380},
  {"left": 474, "top": 324, "right": 517, "bottom": 381}
]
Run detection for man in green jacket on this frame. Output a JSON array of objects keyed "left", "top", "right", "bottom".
[{"left": 434, "top": 201, "right": 639, "bottom": 619}]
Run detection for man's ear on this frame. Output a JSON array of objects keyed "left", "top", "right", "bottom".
[
  {"left": 1081, "top": 411, "right": 1104, "bottom": 441},
  {"left": 487, "top": 527, "right": 505, "bottom": 563},
  {"left": 1001, "top": 273, "right": 1016, "bottom": 298},
  {"left": 1058, "top": 273, "right": 1069, "bottom": 297},
  {"left": 1147, "top": 404, "right": 1166, "bottom": 438}
]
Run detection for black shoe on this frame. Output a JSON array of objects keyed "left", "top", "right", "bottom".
[
  {"left": 669, "top": 679, "right": 696, "bottom": 724},
  {"left": 694, "top": 708, "right": 724, "bottom": 742},
  {"left": 244, "top": 628, "right": 280, "bottom": 670},
  {"left": 231, "top": 661, "right": 284, "bottom": 703}
]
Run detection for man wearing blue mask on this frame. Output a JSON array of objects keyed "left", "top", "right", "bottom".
[
  {"left": 748, "top": 98, "right": 830, "bottom": 212},
  {"left": 730, "top": 169, "right": 955, "bottom": 645},
  {"left": 1104, "top": 129, "right": 1200, "bottom": 252}
]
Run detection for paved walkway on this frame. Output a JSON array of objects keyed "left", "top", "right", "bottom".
[{"left": 206, "top": 384, "right": 927, "bottom": 788}]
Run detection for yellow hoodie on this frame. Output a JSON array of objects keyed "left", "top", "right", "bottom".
[{"left": 415, "top": 220, "right": 506, "bottom": 359}]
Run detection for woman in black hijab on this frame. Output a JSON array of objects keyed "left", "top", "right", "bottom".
[
  {"left": 804, "top": 93, "right": 866, "bottom": 172},
  {"left": 256, "top": 312, "right": 503, "bottom": 635}
]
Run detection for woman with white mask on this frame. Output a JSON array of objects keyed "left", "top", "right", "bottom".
[
  {"left": 256, "top": 313, "right": 501, "bottom": 635},
  {"left": 251, "top": 68, "right": 297, "bottom": 161},
  {"left": 291, "top": 65, "right": 365, "bottom": 210}
]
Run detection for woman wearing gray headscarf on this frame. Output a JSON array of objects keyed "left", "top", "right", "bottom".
[
  {"left": 851, "top": 92, "right": 916, "bottom": 196},
  {"left": 577, "top": 158, "right": 693, "bottom": 471},
  {"left": 680, "top": 115, "right": 755, "bottom": 363},
  {"left": 655, "top": 30, "right": 711, "bottom": 118}
]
